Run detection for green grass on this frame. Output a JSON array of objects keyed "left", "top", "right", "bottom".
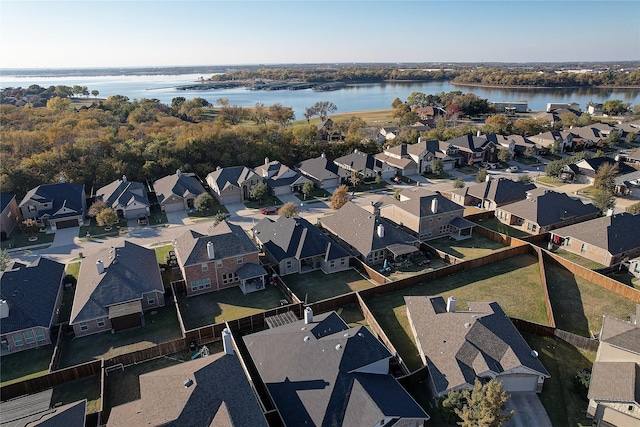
[
  {"left": 295, "top": 187, "right": 332, "bottom": 202},
  {"left": 283, "top": 269, "right": 375, "bottom": 302},
  {"left": 385, "top": 258, "right": 450, "bottom": 281},
  {"left": 334, "top": 303, "right": 369, "bottom": 328},
  {"left": 65, "top": 261, "right": 81, "bottom": 278},
  {"left": 0, "top": 345, "right": 53, "bottom": 386},
  {"left": 244, "top": 195, "right": 283, "bottom": 209},
  {"left": 523, "top": 333, "right": 595, "bottom": 427},
  {"left": 177, "top": 285, "right": 286, "bottom": 330},
  {"left": 51, "top": 374, "right": 102, "bottom": 414},
  {"left": 58, "top": 304, "right": 183, "bottom": 368},
  {"left": 515, "top": 156, "right": 543, "bottom": 166},
  {"left": 545, "top": 260, "right": 637, "bottom": 337},
  {"left": 473, "top": 218, "right": 531, "bottom": 238},
  {"left": 366, "top": 254, "right": 548, "bottom": 371},
  {"left": 0, "top": 227, "right": 55, "bottom": 250},
  {"left": 79, "top": 218, "right": 127, "bottom": 238},
  {"left": 426, "top": 233, "right": 507, "bottom": 259},
  {"left": 536, "top": 176, "right": 566, "bottom": 187},
  {"left": 154, "top": 244, "right": 173, "bottom": 265},
  {"left": 550, "top": 248, "right": 606, "bottom": 270}
]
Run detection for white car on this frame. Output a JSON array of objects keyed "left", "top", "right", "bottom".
[{"left": 506, "top": 166, "right": 519, "bottom": 173}]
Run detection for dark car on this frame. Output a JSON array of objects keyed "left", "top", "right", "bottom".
[
  {"left": 260, "top": 206, "right": 279, "bottom": 215},
  {"left": 137, "top": 216, "right": 148, "bottom": 225}
]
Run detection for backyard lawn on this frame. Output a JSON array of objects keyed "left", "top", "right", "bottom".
[
  {"left": 177, "top": 285, "right": 286, "bottom": 330},
  {"left": 425, "top": 233, "right": 508, "bottom": 259},
  {"left": 0, "top": 344, "right": 54, "bottom": 386},
  {"left": 523, "top": 333, "right": 595, "bottom": 427},
  {"left": 472, "top": 218, "right": 531, "bottom": 239},
  {"left": 365, "top": 254, "right": 548, "bottom": 371},
  {"left": 51, "top": 375, "right": 102, "bottom": 414},
  {"left": 544, "top": 260, "right": 637, "bottom": 337},
  {"left": 549, "top": 248, "right": 606, "bottom": 270},
  {"left": 58, "top": 304, "right": 183, "bottom": 368},
  {"left": 283, "top": 269, "right": 375, "bottom": 302}
]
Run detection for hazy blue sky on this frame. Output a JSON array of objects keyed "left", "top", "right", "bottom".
[{"left": 1, "top": 1, "right": 638, "bottom": 68}]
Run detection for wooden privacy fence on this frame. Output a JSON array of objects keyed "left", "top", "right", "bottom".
[
  {"left": 351, "top": 258, "right": 390, "bottom": 285},
  {"left": 554, "top": 329, "right": 600, "bottom": 352},
  {"left": 529, "top": 245, "right": 556, "bottom": 328}
]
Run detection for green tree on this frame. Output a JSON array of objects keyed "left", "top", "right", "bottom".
[
  {"left": 454, "top": 380, "right": 514, "bottom": 427},
  {"left": 349, "top": 170, "right": 362, "bottom": 188},
  {"left": 476, "top": 168, "right": 488, "bottom": 183},
  {"left": 592, "top": 188, "right": 616, "bottom": 214},
  {"left": 497, "top": 148, "right": 512, "bottom": 163},
  {"left": 626, "top": 131, "right": 637, "bottom": 144},
  {"left": 0, "top": 249, "right": 11, "bottom": 271},
  {"left": 593, "top": 163, "right": 619, "bottom": 193},
  {"left": 211, "top": 212, "right": 230, "bottom": 226},
  {"left": 606, "top": 131, "right": 621, "bottom": 147},
  {"left": 278, "top": 201, "right": 299, "bottom": 218},
  {"left": 483, "top": 114, "right": 509, "bottom": 135},
  {"left": 20, "top": 218, "right": 40, "bottom": 237},
  {"left": 312, "top": 101, "right": 337, "bottom": 121},
  {"left": 550, "top": 138, "right": 561, "bottom": 155},
  {"left": 626, "top": 201, "right": 640, "bottom": 215},
  {"left": 430, "top": 158, "right": 444, "bottom": 176},
  {"left": 603, "top": 99, "right": 629, "bottom": 115},
  {"left": 91, "top": 90, "right": 100, "bottom": 98},
  {"left": 194, "top": 192, "right": 217, "bottom": 215},
  {"left": 330, "top": 185, "right": 349, "bottom": 210},
  {"left": 453, "top": 177, "right": 465, "bottom": 189},
  {"left": 524, "top": 146, "right": 535, "bottom": 158},
  {"left": 96, "top": 208, "right": 119, "bottom": 227},
  {"left": 518, "top": 173, "right": 533, "bottom": 183},
  {"left": 577, "top": 113, "right": 593, "bottom": 127},
  {"left": 301, "top": 181, "right": 315, "bottom": 200},
  {"left": 46, "top": 97, "right": 72, "bottom": 111},
  {"left": 249, "top": 182, "right": 269, "bottom": 205},
  {"left": 88, "top": 200, "right": 107, "bottom": 218},
  {"left": 440, "top": 389, "right": 464, "bottom": 423}
]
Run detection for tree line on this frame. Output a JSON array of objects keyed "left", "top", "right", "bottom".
[{"left": 453, "top": 68, "right": 640, "bottom": 87}]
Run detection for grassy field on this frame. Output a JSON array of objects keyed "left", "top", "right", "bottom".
[
  {"left": 177, "top": 285, "right": 286, "bottom": 330},
  {"left": 523, "top": 333, "right": 595, "bottom": 427},
  {"left": 426, "top": 233, "right": 508, "bottom": 259},
  {"left": 473, "top": 218, "right": 531, "bottom": 238},
  {"left": 366, "top": 254, "right": 548, "bottom": 371},
  {"left": 51, "top": 375, "right": 102, "bottom": 414},
  {"left": 0, "top": 345, "right": 53, "bottom": 386},
  {"left": 550, "top": 248, "right": 606, "bottom": 270},
  {"left": 58, "top": 304, "right": 183, "bottom": 368},
  {"left": 283, "top": 269, "right": 375, "bottom": 302},
  {"left": 545, "top": 260, "right": 637, "bottom": 337}
]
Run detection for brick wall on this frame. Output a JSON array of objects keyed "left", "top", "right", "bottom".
[{"left": 185, "top": 252, "right": 260, "bottom": 295}]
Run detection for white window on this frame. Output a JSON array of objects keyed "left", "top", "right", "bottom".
[
  {"left": 80, "top": 323, "right": 88, "bottom": 332},
  {"left": 237, "top": 256, "right": 243, "bottom": 264},
  {"left": 13, "top": 333, "right": 23, "bottom": 347},
  {"left": 340, "top": 258, "right": 346, "bottom": 265},
  {"left": 201, "top": 264, "right": 208, "bottom": 272},
  {"left": 190, "top": 278, "right": 211, "bottom": 291},
  {"left": 24, "top": 331, "right": 35, "bottom": 344},
  {"left": 286, "top": 260, "right": 292, "bottom": 269},
  {"left": 222, "top": 273, "right": 238, "bottom": 284},
  {"left": 330, "top": 260, "right": 335, "bottom": 267},
  {"left": 97, "top": 318, "right": 106, "bottom": 328},
  {"left": 35, "top": 329, "right": 46, "bottom": 342},
  {"left": 216, "top": 260, "right": 223, "bottom": 268},
  {"left": 27, "top": 205, "right": 36, "bottom": 212}
]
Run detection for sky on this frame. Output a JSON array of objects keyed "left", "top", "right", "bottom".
[{"left": 1, "top": 0, "right": 639, "bottom": 69}]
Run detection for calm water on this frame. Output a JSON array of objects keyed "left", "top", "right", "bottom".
[{"left": 2, "top": 73, "right": 639, "bottom": 117}]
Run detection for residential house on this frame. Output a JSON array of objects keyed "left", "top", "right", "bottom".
[
  {"left": 252, "top": 216, "right": 351, "bottom": 276},
  {"left": 616, "top": 171, "right": 640, "bottom": 197},
  {"left": 243, "top": 309, "right": 429, "bottom": 426},
  {"left": 0, "top": 193, "right": 20, "bottom": 238},
  {"left": 317, "top": 118, "right": 339, "bottom": 141},
  {"left": 376, "top": 187, "right": 475, "bottom": 240},
  {"left": 614, "top": 124, "right": 640, "bottom": 143},
  {"left": 586, "top": 101, "right": 604, "bottom": 116},
  {"left": 174, "top": 221, "right": 266, "bottom": 295},
  {"left": 379, "top": 126, "right": 399, "bottom": 141},
  {"left": 547, "top": 102, "right": 581, "bottom": 112},
  {"left": 450, "top": 177, "right": 536, "bottom": 210},
  {"left": 405, "top": 295, "right": 550, "bottom": 398},
  {"left": 492, "top": 101, "right": 528, "bottom": 114},
  {"left": 0, "top": 257, "right": 65, "bottom": 353},
  {"left": 376, "top": 140, "right": 439, "bottom": 176},
  {"left": 70, "top": 240, "right": 165, "bottom": 337},
  {"left": 483, "top": 133, "right": 539, "bottom": 157},
  {"left": 253, "top": 158, "right": 310, "bottom": 196},
  {"left": 333, "top": 149, "right": 395, "bottom": 180},
  {"left": 428, "top": 139, "right": 461, "bottom": 170},
  {"left": 19, "top": 182, "right": 86, "bottom": 230},
  {"left": 531, "top": 130, "right": 575, "bottom": 153},
  {"left": 206, "top": 166, "right": 262, "bottom": 204},
  {"left": 587, "top": 306, "right": 640, "bottom": 427},
  {"left": 550, "top": 212, "right": 640, "bottom": 267},
  {"left": 108, "top": 339, "right": 268, "bottom": 427},
  {"left": 621, "top": 147, "right": 640, "bottom": 166},
  {"left": 318, "top": 201, "right": 421, "bottom": 265},
  {"left": 295, "top": 153, "right": 349, "bottom": 190},
  {"left": 447, "top": 133, "right": 498, "bottom": 165},
  {"left": 561, "top": 156, "right": 635, "bottom": 184},
  {"left": 570, "top": 126, "right": 608, "bottom": 150},
  {"left": 495, "top": 189, "right": 600, "bottom": 235},
  {"left": 0, "top": 390, "right": 86, "bottom": 427},
  {"left": 153, "top": 170, "right": 206, "bottom": 213},
  {"left": 95, "top": 175, "right": 150, "bottom": 220}
]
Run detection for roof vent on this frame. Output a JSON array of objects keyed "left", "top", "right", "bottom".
[
  {"left": 343, "top": 333, "right": 350, "bottom": 337},
  {"left": 464, "top": 322, "right": 471, "bottom": 328},
  {"left": 531, "top": 350, "right": 539, "bottom": 358},
  {"left": 335, "top": 344, "right": 342, "bottom": 350},
  {"left": 184, "top": 379, "right": 193, "bottom": 388},
  {"left": 304, "top": 336, "right": 310, "bottom": 342},
  {"left": 0, "top": 300, "right": 9, "bottom": 319}
]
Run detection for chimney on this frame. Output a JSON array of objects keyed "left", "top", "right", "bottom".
[
  {"left": 176, "top": 169, "right": 182, "bottom": 176},
  {"left": 431, "top": 198, "right": 438, "bottom": 213},
  {"left": 486, "top": 174, "right": 491, "bottom": 182},
  {"left": 477, "top": 130, "right": 481, "bottom": 137},
  {"left": 377, "top": 223, "right": 385, "bottom": 238},
  {"left": 321, "top": 153, "right": 326, "bottom": 159},
  {"left": 265, "top": 157, "right": 270, "bottom": 165},
  {"left": 606, "top": 208, "right": 614, "bottom": 217},
  {"left": 222, "top": 328, "right": 234, "bottom": 355},
  {"left": 96, "top": 260, "right": 105, "bottom": 274},
  {"left": 207, "top": 241, "right": 215, "bottom": 259},
  {"left": 0, "top": 300, "right": 9, "bottom": 319},
  {"left": 354, "top": 148, "right": 359, "bottom": 154},
  {"left": 304, "top": 307, "right": 313, "bottom": 324},
  {"left": 447, "top": 296, "right": 456, "bottom": 313},
  {"left": 122, "top": 175, "right": 127, "bottom": 182}
]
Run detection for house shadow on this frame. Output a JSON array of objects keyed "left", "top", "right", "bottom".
[{"left": 543, "top": 258, "right": 590, "bottom": 337}]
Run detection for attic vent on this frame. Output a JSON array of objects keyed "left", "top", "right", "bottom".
[
  {"left": 343, "top": 333, "right": 350, "bottom": 337},
  {"left": 301, "top": 327, "right": 306, "bottom": 331},
  {"left": 304, "top": 336, "right": 310, "bottom": 342},
  {"left": 357, "top": 332, "right": 364, "bottom": 337},
  {"left": 335, "top": 344, "right": 342, "bottom": 350}
]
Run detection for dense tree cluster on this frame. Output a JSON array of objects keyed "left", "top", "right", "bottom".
[{"left": 453, "top": 68, "right": 640, "bottom": 87}]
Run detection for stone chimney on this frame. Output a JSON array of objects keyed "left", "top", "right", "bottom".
[
  {"left": 207, "top": 241, "right": 215, "bottom": 260},
  {"left": 176, "top": 169, "right": 182, "bottom": 177},
  {"left": 96, "top": 260, "right": 105, "bottom": 274},
  {"left": 447, "top": 296, "right": 456, "bottom": 313},
  {"left": 304, "top": 307, "right": 313, "bottom": 324},
  {"left": 431, "top": 197, "right": 438, "bottom": 213},
  {"left": 222, "top": 328, "right": 234, "bottom": 355}
]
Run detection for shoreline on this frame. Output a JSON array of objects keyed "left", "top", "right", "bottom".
[{"left": 449, "top": 81, "right": 640, "bottom": 90}]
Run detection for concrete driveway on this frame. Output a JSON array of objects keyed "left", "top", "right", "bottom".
[{"left": 503, "top": 392, "right": 552, "bottom": 427}]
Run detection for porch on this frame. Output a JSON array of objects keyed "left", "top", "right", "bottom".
[
  {"left": 449, "top": 217, "right": 475, "bottom": 240},
  {"left": 300, "top": 256, "right": 323, "bottom": 273},
  {"left": 237, "top": 262, "right": 268, "bottom": 294}
]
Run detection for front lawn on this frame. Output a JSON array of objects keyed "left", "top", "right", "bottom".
[
  {"left": 0, "top": 227, "right": 55, "bottom": 250},
  {"left": 472, "top": 218, "right": 531, "bottom": 238},
  {"left": 58, "top": 304, "right": 183, "bottom": 368},
  {"left": 426, "top": 233, "right": 507, "bottom": 259},
  {"left": 515, "top": 155, "right": 543, "bottom": 166},
  {"left": 79, "top": 218, "right": 127, "bottom": 238},
  {"left": 545, "top": 260, "right": 637, "bottom": 337},
  {"left": 536, "top": 176, "right": 566, "bottom": 187},
  {"left": 283, "top": 269, "right": 375, "bottom": 302},
  {"left": 295, "top": 188, "right": 331, "bottom": 202},
  {"left": 365, "top": 254, "right": 548, "bottom": 371},
  {"left": 244, "top": 195, "right": 283, "bottom": 209},
  {"left": 177, "top": 285, "right": 286, "bottom": 330},
  {"left": 0, "top": 345, "right": 54, "bottom": 386}
]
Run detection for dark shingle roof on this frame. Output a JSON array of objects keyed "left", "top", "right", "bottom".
[
  {"left": 19, "top": 183, "right": 85, "bottom": 219},
  {"left": 96, "top": 178, "right": 149, "bottom": 209},
  {"left": 295, "top": 155, "right": 344, "bottom": 182},
  {"left": 552, "top": 213, "right": 640, "bottom": 256},
  {"left": 499, "top": 190, "right": 599, "bottom": 227},
  {"left": 252, "top": 216, "right": 350, "bottom": 262},
  {"left": 380, "top": 187, "right": 464, "bottom": 217},
  {"left": 0, "top": 257, "right": 65, "bottom": 334},
  {"left": 70, "top": 241, "right": 163, "bottom": 324},
  {"left": 405, "top": 296, "right": 550, "bottom": 396},
  {"left": 206, "top": 166, "right": 259, "bottom": 191},
  {"left": 574, "top": 157, "right": 635, "bottom": 176},
  {"left": 153, "top": 172, "right": 205, "bottom": 204},
  {"left": 243, "top": 311, "right": 428, "bottom": 426},
  {"left": 452, "top": 178, "right": 536, "bottom": 205},
  {"left": 0, "top": 194, "right": 15, "bottom": 213}
]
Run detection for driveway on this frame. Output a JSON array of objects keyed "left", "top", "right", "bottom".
[
  {"left": 503, "top": 392, "right": 552, "bottom": 427},
  {"left": 50, "top": 226, "right": 79, "bottom": 248}
]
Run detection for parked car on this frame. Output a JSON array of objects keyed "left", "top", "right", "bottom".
[
  {"left": 260, "top": 206, "right": 279, "bottom": 215},
  {"left": 137, "top": 215, "right": 148, "bottom": 225},
  {"left": 506, "top": 166, "right": 519, "bottom": 173}
]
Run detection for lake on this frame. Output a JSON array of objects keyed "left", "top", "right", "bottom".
[{"left": 2, "top": 73, "right": 639, "bottom": 117}]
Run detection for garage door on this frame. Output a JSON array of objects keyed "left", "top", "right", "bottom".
[
  {"left": 55, "top": 218, "right": 79, "bottom": 229},
  {"left": 162, "top": 202, "right": 184, "bottom": 213},
  {"left": 497, "top": 374, "right": 539, "bottom": 392},
  {"left": 111, "top": 313, "right": 142, "bottom": 332}
]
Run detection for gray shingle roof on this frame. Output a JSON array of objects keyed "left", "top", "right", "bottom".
[
  {"left": 107, "top": 352, "right": 268, "bottom": 427},
  {"left": 405, "top": 296, "right": 550, "bottom": 396},
  {"left": 334, "top": 150, "right": 389, "bottom": 174},
  {"left": 0, "top": 257, "right": 65, "bottom": 334},
  {"left": 552, "top": 213, "right": 640, "bottom": 256},
  {"left": 253, "top": 216, "right": 350, "bottom": 262},
  {"left": 380, "top": 187, "right": 464, "bottom": 217},
  {"left": 254, "top": 161, "right": 307, "bottom": 189},
  {"left": 295, "top": 155, "right": 345, "bottom": 182},
  {"left": 153, "top": 172, "right": 205, "bottom": 204},
  {"left": 206, "top": 166, "right": 259, "bottom": 191},
  {"left": 96, "top": 178, "right": 149, "bottom": 209},
  {"left": 452, "top": 178, "right": 536, "bottom": 205},
  {"left": 499, "top": 190, "right": 599, "bottom": 227},
  {"left": 243, "top": 311, "right": 428, "bottom": 426},
  {"left": 588, "top": 362, "right": 640, "bottom": 404},
  {"left": 318, "top": 202, "right": 419, "bottom": 258},
  {"left": 19, "top": 183, "right": 85, "bottom": 219},
  {"left": 70, "top": 241, "right": 163, "bottom": 324},
  {"left": 174, "top": 221, "right": 259, "bottom": 267}
]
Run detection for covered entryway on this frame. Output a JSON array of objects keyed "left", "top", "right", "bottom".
[{"left": 109, "top": 301, "right": 143, "bottom": 332}]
